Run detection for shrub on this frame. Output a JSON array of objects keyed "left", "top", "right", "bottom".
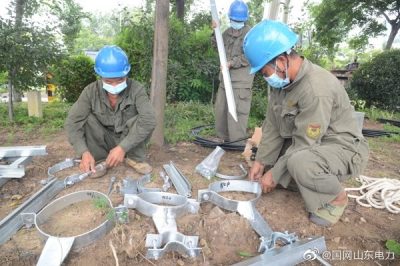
[
  {"left": 53, "top": 55, "right": 97, "bottom": 103},
  {"left": 350, "top": 49, "right": 400, "bottom": 111}
]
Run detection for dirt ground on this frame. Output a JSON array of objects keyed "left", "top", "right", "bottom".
[{"left": 0, "top": 119, "right": 399, "bottom": 266}]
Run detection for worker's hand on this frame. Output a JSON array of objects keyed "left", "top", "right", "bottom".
[
  {"left": 106, "top": 146, "right": 126, "bottom": 168},
  {"left": 211, "top": 20, "right": 217, "bottom": 29},
  {"left": 260, "top": 170, "right": 277, "bottom": 193},
  {"left": 249, "top": 161, "right": 264, "bottom": 181},
  {"left": 80, "top": 151, "right": 96, "bottom": 173}
]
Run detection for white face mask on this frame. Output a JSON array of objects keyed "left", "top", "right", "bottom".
[
  {"left": 230, "top": 20, "right": 244, "bottom": 30},
  {"left": 103, "top": 81, "right": 127, "bottom": 95}
]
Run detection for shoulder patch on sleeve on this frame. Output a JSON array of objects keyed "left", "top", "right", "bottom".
[{"left": 306, "top": 123, "right": 321, "bottom": 139}]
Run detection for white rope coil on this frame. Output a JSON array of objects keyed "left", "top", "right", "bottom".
[{"left": 345, "top": 175, "right": 400, "bottom": 214}]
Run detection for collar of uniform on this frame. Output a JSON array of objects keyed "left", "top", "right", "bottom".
[{"left": 281, "top": 57, "right": 310, "bottom": 92}]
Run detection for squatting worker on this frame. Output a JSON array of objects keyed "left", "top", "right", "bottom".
[
  {"left": 243, "top": 20, "right": 369, "bottom": 226},
  {"left": 65, "top": 45, "right": 156, "bottom": 175},
  {"left": 212, "top": 0, "right": 255, "bottom": 145}
]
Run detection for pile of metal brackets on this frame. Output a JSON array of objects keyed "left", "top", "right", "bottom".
[
  {"left": 0, "top": 156, "right": 329, "bottom": 266},
  {"left": 0, "top": 145, "right": 47, "bottom": 187}
]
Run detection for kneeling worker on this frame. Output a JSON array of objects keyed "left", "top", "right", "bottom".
[
  {"left": 243, "top": 21, "right": 369, "bottom": 226},
  {"left": 65, "top": 45, "right": 156, "bottom": 175}
]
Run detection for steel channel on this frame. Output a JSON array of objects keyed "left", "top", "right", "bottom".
[
  {"left": 0, "top": 145, "right": 47, "bottom": 158},
  {"left": 0, "top": 178, "right": 65, "bottom": 244},
  {"left": 163, "top": 163, "right": 191, "bottom": 197}
]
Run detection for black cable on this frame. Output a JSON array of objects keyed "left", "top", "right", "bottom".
[
  {"left": 362, "top": 129, "right": 400, "bottom": 137},
  {"left": 377, "top": 118, "right": 400, "bottom": 127},
  {"left": 191, "top": 125, "right": 247, "bottom": 151}
]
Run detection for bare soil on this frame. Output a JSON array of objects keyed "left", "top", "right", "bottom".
[{"left": 0, "top": 119, "right": 399, "bottom": 266}]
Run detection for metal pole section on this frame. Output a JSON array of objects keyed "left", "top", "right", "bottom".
[
  {"left": 0, "top": 145, "right": 47, "bottom": 158},
  {"left": 263, "top": 0, "right": 281, "bottom": 20},
  {"left": 209, "top": 0, "right": 238, "bottom": 122},
  {"left": 0, "top": 178, "right": 65, "bottom": 244}
]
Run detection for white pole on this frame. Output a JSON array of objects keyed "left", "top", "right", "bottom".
[{"left": 210, "top": 0, "right": 238, "bottom": 122}]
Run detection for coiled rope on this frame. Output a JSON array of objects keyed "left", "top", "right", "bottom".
[{"left": 345, "top": 175, "right": 400, "bottom": 214}]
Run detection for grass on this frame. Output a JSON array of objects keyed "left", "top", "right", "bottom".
[
  {"left": 0, "top": 101, "right": 71, "bottom": 136},
  {"left": 1, "top": 100, "right": 399, "bottom": 144}
]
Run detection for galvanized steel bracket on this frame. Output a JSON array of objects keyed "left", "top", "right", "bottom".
[
  {"left": 124, "top": 192, "right": 201, "bottom": 259},
  {"left": 21, "top": 190, "right": 115, "bottom": 266},
  {"left": 197, "top": 180, "right": 328, "bottom": 264}
]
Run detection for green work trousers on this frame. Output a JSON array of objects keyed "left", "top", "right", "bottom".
[
  {"left": 284, "top": 138, "right": 369, "bottom": 212},
  {"left": 84, "top": 114, "right": 148, "bottom": 162},
  {"left": 215, "top": 86, "right": 252, "bottom": 144}
]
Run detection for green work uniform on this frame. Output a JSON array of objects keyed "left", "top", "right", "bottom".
[
  {"left": 256, "top": 58, "right": 369, "bottom": 212},
  {"left": 213, "top": 25, "right": 255, "bottom": 143},
  {"left": 65, "top": 79, "right": 156, "bottom": 162}
]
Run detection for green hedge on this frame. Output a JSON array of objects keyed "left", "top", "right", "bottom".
[
  {"left": 351, "top": 49, "right": 400, "bottom": 111},
  {"left": 54, "top": 55, "right": 97, "bottom": 103}
]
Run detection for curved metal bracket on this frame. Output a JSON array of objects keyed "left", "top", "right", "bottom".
[
  {"left": 124, "top": 192, "right": 200, "bottom": 259},
  {"left": 21, "top": 190, "right": 114, "bottom": 266}
]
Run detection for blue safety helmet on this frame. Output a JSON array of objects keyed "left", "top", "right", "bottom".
[
  {"left": 94, "top": 45, "right": 131, "bottom": 78},
  {"left": 228, "top": 0, "right": 249, "bottom": 22},
  {"left": 243, "top": 20, "right": 298, "bottom": 74}
]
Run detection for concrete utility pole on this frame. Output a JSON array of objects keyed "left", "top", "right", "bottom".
[{"left": 150, "top": 0, "right": 169, "bottom": 147}]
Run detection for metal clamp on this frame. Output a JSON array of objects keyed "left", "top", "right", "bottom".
[
  {"left": 197, "top": 180, "right": 328, "bottom": 265},
  {"left": 21, "top": 190, "right": 114, "bottom": 266},
  {"left": 215, "top": 164, "right": 248, "bottom": 180},
  {"left": 198, "top": 180, "right": 273, "bottom": 242},
  {"left": 124, "top": 192, "right": 200, "bottom": 259},
  {"left": 146, "top": 231, "right": 201, "bottom": 260},
  {"left": 120, "top": 174, "right": 161, "bottom": 195},
  {"left": 43, "top": 158, "right": 79, "bottom": 184}
]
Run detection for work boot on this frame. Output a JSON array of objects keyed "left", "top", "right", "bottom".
[
  {"left": 125, "top": 158, "right": 152, "bottom": 175},
  {"left": 309, "top": 198, "right": 348, "bottom": 227}
]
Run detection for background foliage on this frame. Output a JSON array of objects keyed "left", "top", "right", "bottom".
[
  {"left": 53, "top": 55, "right": 97, "bottom": 103},
  {"left": 351, "top": 49, "right": 400, "bottom": 111}
]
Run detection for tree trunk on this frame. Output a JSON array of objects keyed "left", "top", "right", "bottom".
[
  {"left": 150, "top": 0, "right": 169, "bottom": 147},
  {"left": 7, "top": 78, "right": 14, "bottom": 122},
  {"left": 264, "top": 0, "right": 280, "bottom": 20},
  {"left": 385, "top": 22, "right": 400, "bottom": 50},
  {"left": 282, "top": 0, "right": 291, "bottom": 23},
  {"left": 176, "top": 0, "right": 184, "bottom": 20}
]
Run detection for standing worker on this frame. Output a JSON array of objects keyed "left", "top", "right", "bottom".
[
  {"left": 243, "top": 20, "right": 369, "bottom": 226},
  {"left": 65, "top": 45, "right": 156, "bottom": 175},
  {"left": 212, "top": 0, "right": 255, "bottom": 145}
]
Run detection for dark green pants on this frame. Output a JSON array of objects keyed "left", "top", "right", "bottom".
[
  {"left": 84, "top": 114, "right": 148, "bottom": 162},
  {"left": 215, "top": 86, "right": 252, "bottom": 144},
  {"left": 286, "top": 139, "right": 369, "bottom": 212}
]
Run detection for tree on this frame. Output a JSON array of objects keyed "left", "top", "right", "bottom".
[
  {"left": 311, "top": 0, "right": 400, "bottom": 50},
  {"left": 0, "top": 0, "right": 62, "bottom": 121},
  {"left": 49, "top": 0, "right": 88, "bottom": 53},
  {"left": 150, "top": 0, "right": 169, "bottom": 146}
]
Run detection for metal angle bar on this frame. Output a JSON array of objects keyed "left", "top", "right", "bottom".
[
  {"left": 0, "top": 156, "right": 33, "bottom": 178},
  {"left": 0, "top": 145, "right": 47, "bottom": 158},
  {"left": 209, "top": 0, "right": 237, "bottom": 121},
  {"left": 0, "top": 178, "right": 65, "bottom": 245},
  {"left": 231, "top": 236, "right": 327, "bottom": 266},
  {"left": 0, "top": 166, "right": 26, "bottom": 178},
  {"left": 163, "top": 163, "right": 191, "bottom": 197}
]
